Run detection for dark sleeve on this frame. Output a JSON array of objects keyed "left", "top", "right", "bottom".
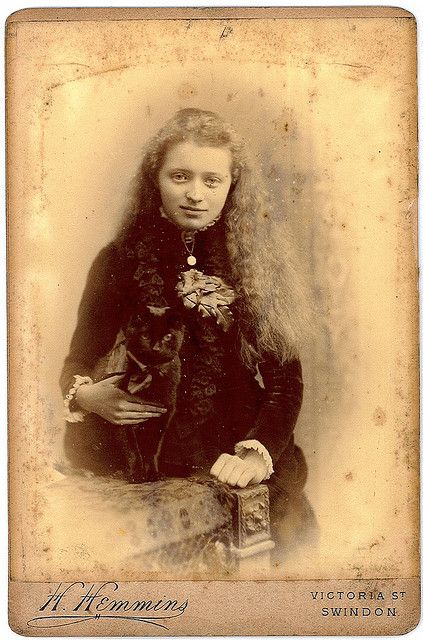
[
  {"left": 244, "top": 355, "right": 304, "bottom": 463},
  {"left": 59, "top": 242, "right": 127, "bottom": 396}
]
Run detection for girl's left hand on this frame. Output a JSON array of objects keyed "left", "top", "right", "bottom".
[{"left": 210, "top": 450, "right": 267, "bottom": 488}]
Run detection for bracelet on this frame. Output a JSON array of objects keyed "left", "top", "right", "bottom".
[{"left": 64, "top": 375, "right": 93, "bottom": 423}]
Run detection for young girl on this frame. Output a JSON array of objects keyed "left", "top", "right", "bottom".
[{"left": 61, "top": 108, "right": 316, "bottom": 549}]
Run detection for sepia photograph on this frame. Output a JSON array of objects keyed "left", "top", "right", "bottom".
[{"left": 6, "top": 6, "right": 419, "bottom": 635}]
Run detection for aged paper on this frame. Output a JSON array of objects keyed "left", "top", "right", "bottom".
[{"left": 7, "top": 6, "right": 419, "bottom": 636}]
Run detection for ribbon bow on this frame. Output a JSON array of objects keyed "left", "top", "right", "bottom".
[{"left": 126, "top": 350, "right": 171, "bottom": 395}]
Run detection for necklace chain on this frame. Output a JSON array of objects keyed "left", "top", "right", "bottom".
[
  {"left": 181, "top": 231, "right": 197, "bottom": 266},
  {"left": 159, "top": 207, "right": 223, "bottom": 267}
]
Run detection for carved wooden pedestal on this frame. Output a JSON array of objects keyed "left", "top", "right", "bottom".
[{"left": 229, "top": 484, "right": 275, "bottom": 575}]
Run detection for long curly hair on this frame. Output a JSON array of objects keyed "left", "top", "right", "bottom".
[{"left": 115, "top": 108, "right": 310, "bottom": 365}]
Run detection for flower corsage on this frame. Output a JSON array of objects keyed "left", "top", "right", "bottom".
[{"left": 176, "top": 269, "right": 236, "bottom": 331}]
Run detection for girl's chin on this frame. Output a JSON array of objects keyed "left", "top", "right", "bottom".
[
  {"left": 163, "top": 208, "right": 221, "bottom": 231},
  {"left": 180, "top": 219, "right": 207, "bottom": 230},
  {"left": 175, "top": 217, "right": 211, "bottom": 230}
]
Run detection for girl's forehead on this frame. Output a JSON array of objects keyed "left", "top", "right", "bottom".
[{"left": 162, "top": 140, "right": 232, "bottom": 172}]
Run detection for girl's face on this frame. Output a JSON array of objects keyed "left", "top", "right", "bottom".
[{"left": 157, "top": 140, "right": 232, "bottom": 231}]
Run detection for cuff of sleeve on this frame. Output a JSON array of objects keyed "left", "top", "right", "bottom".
[
  {"left": 64, "top": 375, "right": 93, "bottom": 423},
  {"left": 234, "top": 439, "right": 274, "bottom": 480}
]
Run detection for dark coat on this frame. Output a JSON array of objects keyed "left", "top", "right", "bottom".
[{"left": 60, "top": 217, "right": 308, "bottom": 508}]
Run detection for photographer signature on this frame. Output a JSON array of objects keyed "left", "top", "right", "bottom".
[{"left": 27, "top": 582, "right": 188, "bottom": 629}]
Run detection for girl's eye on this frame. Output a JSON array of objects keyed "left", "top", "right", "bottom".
[
  {"left": 205, "top": 177, "right": 220, "bottom": 188},
  {"left": 172, "top": 173, "right": 188, "bottom": 182},
  {"left": 162, "top": 333, "right": 173, "bottom": 342}
]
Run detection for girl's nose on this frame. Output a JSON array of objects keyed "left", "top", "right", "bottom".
[{"left": 186, "top": 180, "right": 204, "bottom": 202}]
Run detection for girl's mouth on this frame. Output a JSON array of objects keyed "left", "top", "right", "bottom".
[{"left": 180, "top": 206, "right": 207, "bottom": 212}]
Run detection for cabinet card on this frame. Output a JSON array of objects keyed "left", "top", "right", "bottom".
[{"left": 6, "top": 6, "right": 419, "bottom": 636}]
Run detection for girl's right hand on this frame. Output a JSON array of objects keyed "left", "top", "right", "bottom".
[{"left": 75, "top": 374, "right": 167, "bottom": 425}]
